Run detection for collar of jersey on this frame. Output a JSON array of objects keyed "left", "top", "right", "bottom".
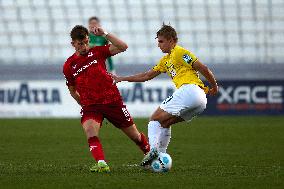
[{"left": 169, "top": 45, "right": 178, "bottom": 55}]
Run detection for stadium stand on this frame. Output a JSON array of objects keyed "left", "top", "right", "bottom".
[{"left": 0, "top": 0, "right": 283, "bottom": 66}]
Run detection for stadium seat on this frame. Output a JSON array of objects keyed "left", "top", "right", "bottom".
[
  {"left": 2, "top": 8, "right": 17, "bottom": 20},
  {"left": 15, "top": 0, "right": 30, "bottom": 7},
  {"left": 48, "top": 0, "right": 62, "bottom": 7},
  {"left": 63, "top": 0, "right": 78, "bottom": 7},
  {"left": 0, "top": 48, "right": 13, "bottom": 61},
  {"left": 20, "top": 7, "right": 34, "bottom": 20},
  {"left": 37, "top": 21, "right": 51, "bottom": 33},
  {"left": 0, "top": 35, "right": 10, "bottom": 46},
  {"left": 51, "top": 8, "right": 66, "bottom": 20},
  {"left": 1, "top": 0, "right": 16, "bottom": 7},
  {"left": 7, "top": 21, "right": 22, "bottom": 33},
  {"left": 54, "top": 21, "right": 69, "bottom": 33},
  {"left": 25, "top": 35, "right": 41, "bottom": 45},
  {"left": 33, "top": 7, "right": 49, "bottom": 20},
  {"left": 15, "top": 47, "right": 30, "bottom": 60},
  {"left": 22, "top": 21, "right": 37, "bottom": 33},
  {"left": 31, "top": 0, "right": 46, "bottom": 7}
]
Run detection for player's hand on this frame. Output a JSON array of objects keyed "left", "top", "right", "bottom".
[
  {"left": 108, "top": 73, "right": 122, "bottom": 85},
  {"left": 90, "top": 26, "right": 105, "bottom": 36},
  {"left": 208, "top": 85, "right": 218, "bottom": 96}
]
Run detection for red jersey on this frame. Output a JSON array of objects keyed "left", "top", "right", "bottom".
[{"left": 63, "top": 45, "right": 122, "bottom": 106}]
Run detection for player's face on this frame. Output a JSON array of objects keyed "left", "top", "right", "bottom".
[
  {"left": 72, "top": 36, "right": 90, "bottom": 55},
  {"left": 89, "top": 19, "right": 101, "bottom": 31},
  {"left": 157, "top": 35, "right": 174, "bottom": 53}
]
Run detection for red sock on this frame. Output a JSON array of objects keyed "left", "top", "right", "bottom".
[
  {"left": 136, "top": 133, "right": 150, "bottom": 155},
  {"left": 88, "top": 136, "right": 105, "bottom": 162}
]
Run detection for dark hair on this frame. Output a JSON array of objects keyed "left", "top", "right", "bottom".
[
  {"left": 70, "top": 25, "right": 89, "bottom": 41},
  {"left": 156, "top": 24, "right": 178, "bottom": 42},
  {"left": 88, "top": 16, "right": 100, "bottom": 23}
]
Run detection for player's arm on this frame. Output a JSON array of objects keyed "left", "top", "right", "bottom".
[
  {"left": 90, "top": 26, "right": 128, "bottom": 55},
  {"left": 192, "top": 60, "right": 218, "bottom": 96},
  {"left": 111, "top": 70, "right": 161, "bottom": 84},
  {"left": 68, "top": 86, "right": 81, "bottom": 105}
]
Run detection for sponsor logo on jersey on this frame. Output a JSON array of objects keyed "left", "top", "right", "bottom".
[
  {"left": 88, "top": 52, "right": 93, "bottom": 57},
  {"left": 183, "top": 54, "right": 192, "bottom": 64},
  {"left": 73, "top": 59, "right": 97, "bottom": 77}
]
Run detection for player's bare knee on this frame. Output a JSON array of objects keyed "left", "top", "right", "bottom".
[
  {"left": 84, "top": 124, "right": 99, "bottom": 137},
  {"left": 161, "top": 119, "right": 174, "bottom": 128}
]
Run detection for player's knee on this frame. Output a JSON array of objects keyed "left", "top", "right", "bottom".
[
  {"left": 150, "top": 112, "right": 166, "bottom": 123},
  {"left": 160, "top": 122, "right": 171, "bottom": 128},
  {"left": 84, "top": 124, "right": 99, "bottom": 137}
]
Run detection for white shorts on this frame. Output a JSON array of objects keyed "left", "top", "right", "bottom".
[{"left": 160, "top": 84, "right": 207, "bottom": 121}]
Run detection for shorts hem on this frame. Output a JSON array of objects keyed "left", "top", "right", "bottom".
[{"left": 159, "top": 105, "right": 180, "bottom": 117}]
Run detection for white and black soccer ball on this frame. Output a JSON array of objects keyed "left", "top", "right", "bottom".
[{"left": 151, "top": 152, "right": 172, "bottom": 173}]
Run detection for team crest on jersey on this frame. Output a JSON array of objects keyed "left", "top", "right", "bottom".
[
  {"left": 88, "top": 52, "right": 93, "bottom": 57},
  {"left": 183, "top": 54, "right": 192, "bottom": 64}
]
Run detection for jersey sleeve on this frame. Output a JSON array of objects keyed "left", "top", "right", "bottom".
[
  {"left": 152, "top": 58, "right": 167, "bottom": 73},
  {"left": 179, "top": 49, "right": 198, "bottom": 68},
  {"left": 63, "top": 62, "right": 75, "bottom": 86}
]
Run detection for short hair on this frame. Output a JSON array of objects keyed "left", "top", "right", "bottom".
[
  {"left": 88, "top": 16, "right": 100, "bottom": 23},
  {"left": 70, "top": 25, "right": 89, "bottom": 41},
  {"left": 156, "top": 24, "right": 178, "bottom": 42}
]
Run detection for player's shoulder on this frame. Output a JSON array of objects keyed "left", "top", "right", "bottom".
[
  {"left": 91, "top": 45, "right": 109, "bottom": 52},
  {"left": 174, "top": 45, "right": 196, "bottom": 59},
  {"left": 174, "top": 45, "right": 191, "bottom": 54},
  {"left": 64, "top": 53, "right": 76, "bottom": 68}
]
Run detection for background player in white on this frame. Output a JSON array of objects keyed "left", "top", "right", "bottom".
[{"left": 111, "top": 24, "right": 218, "bottom": 166}]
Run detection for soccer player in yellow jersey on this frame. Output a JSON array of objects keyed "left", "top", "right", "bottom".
[{"left": 111, "top": 24, "right": 218, "bottom": 166}]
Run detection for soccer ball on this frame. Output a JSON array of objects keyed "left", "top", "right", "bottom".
[{"left": 151, "top": 152, "right": 172, "bottom": 173}]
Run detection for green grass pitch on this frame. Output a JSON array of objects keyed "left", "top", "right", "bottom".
[{"left": 0, "top": 116, "right": 283, "bottom": 189}]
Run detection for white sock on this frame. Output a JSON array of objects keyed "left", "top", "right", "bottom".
[
  {"left": 98, "top": 160, "right": 107, "bottom": 164},
  {"left": 148, "top": 121, "right": 162, "bottom": 149},
  {"left": 159, "top": 127, "right": 171, "bottom": 153}
]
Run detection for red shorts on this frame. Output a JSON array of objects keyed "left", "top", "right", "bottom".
[{"left": 80, "top": 100, "right": 134, "bottom": 128}]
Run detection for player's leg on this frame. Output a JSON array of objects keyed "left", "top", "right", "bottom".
[
  {"left": 141, "top": 108, "right": 177, "bottom": 165},
  {"left": 147, "top": 108, "right": 173, "bottom": 149},
  {"left": 81, "top": 107, "right": 110, "bottom": 173},
  {"left": 120, "top": 124, "right": 150, "bottom": 155},
  {"left": 82, "top": 119, "right": 105, "bottom": 162},
  {"left": 142, "top": 85, "right": 206, "bottom": 165},
  {"left": 82, "top": 119, "right": 110, "bottom": 173},
  {"left": 158, "top": 115, "right": 185, "bottom": 153},
  {"left": 147, "top": 105, "right": 184, "bottom": 148},
  {"left": 103, "top": 101, "right": 150, "bottom": 155},
  {"left": 155, "top": 85, "right": 207, "bottom": 153}
]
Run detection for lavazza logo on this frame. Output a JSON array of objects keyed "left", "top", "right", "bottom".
[
  {"left": 0, "top": 83, "right": 61, "bottom": 104},
  {"left": 218, "top": 85, "right": 283, "bottom": 104},
  {"left": 119, "top": 83, "right": 174, "bottom": 103}
]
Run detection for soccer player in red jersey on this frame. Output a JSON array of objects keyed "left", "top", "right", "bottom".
[{"left": 63, "top": 25, "right": 149, "bottom": 173}]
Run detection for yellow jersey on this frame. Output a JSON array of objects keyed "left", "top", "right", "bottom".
[{"left": 153, "top": 45, "right": 205, "bottom": 90}]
